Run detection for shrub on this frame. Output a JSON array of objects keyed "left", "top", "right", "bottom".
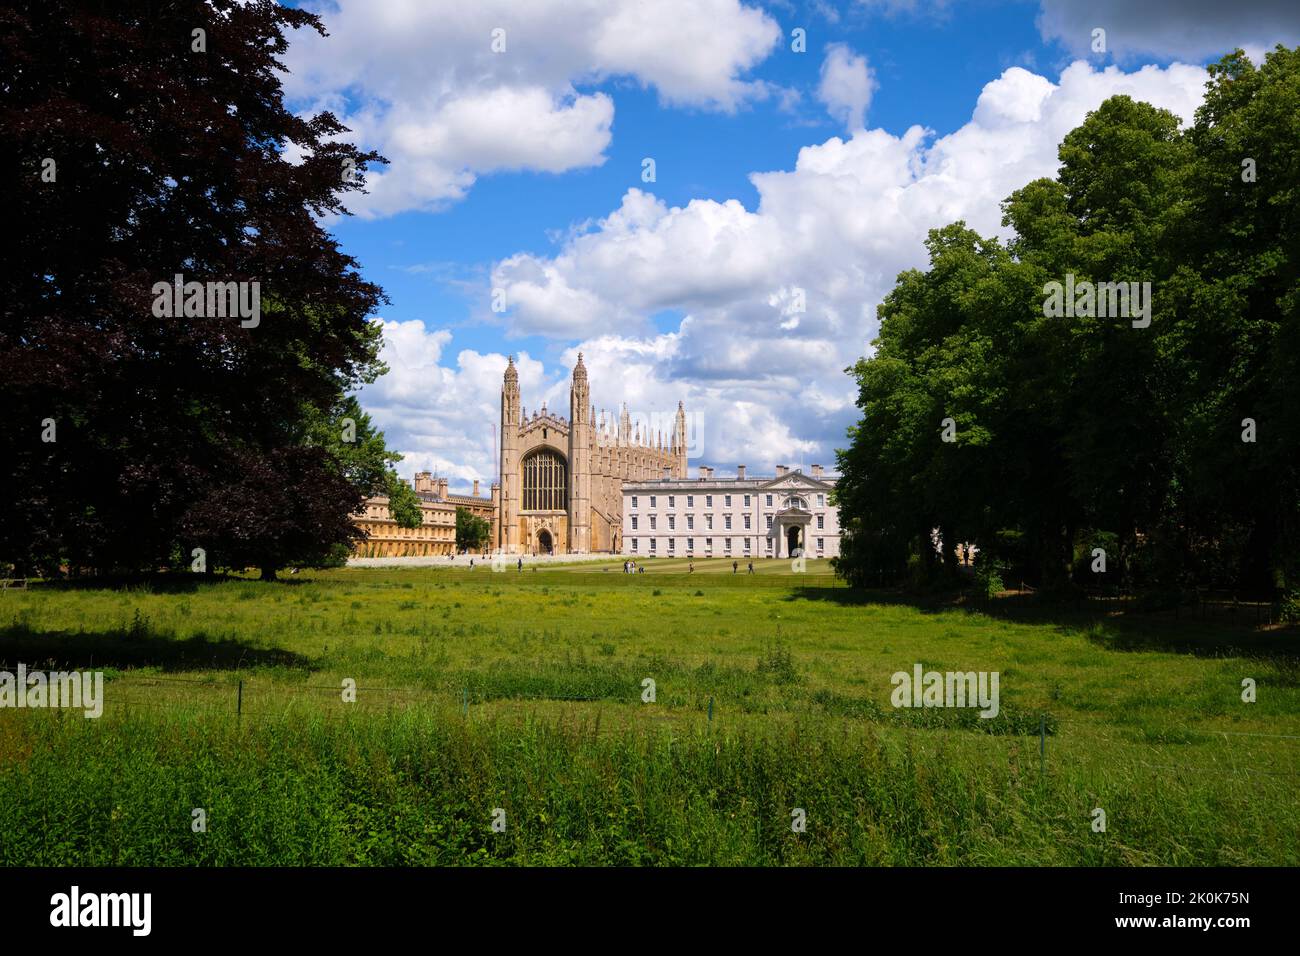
[
  {"left": 973, "top": 554, "right": 1006, "bottom": 598},
  {"left": 1280, "top": 589, "right": 1300, "bottom": 624}
]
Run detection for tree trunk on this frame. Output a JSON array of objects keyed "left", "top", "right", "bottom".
[
  {"left": 260, "top": 565, "right": 278, "bottom": 582},
  {"left": 939, "top": 523, "right": 960, "bottom": 581}
]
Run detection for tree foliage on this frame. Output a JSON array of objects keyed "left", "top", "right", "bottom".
[
  {"left": 835, "top": 47, "right": 1300, "bottom": 597},
  {"left": 386, "top": 475, "right": 423, "bottom": 532},
  {"left": 0, "top": 0, "right": 399, "bottom": 580},
  {"left": 455, "top": 507, "right": 491, "bottom": 554}
]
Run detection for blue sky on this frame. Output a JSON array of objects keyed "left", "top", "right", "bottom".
[
  {"left": 279, "top": 0, "right": 1300, "bottom": 491},
  {"left": 325, "top": 0, "right": 1051, "bottom": 356}
]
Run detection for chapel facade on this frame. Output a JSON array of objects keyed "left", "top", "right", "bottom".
[{"left": 492, "top": 353, "right": 687, "bottom": 555}]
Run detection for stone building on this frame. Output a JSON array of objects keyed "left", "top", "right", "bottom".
[
  {"left": 621, "top": 465, "right": 841, "bottom": 560},
  {"left": 493, "top": 353, "right": 687, "bottom": 554},
  {"left": 353, "top": 473, "right": 493, "bottom": 557}
]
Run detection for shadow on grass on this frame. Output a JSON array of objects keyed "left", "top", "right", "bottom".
[
  {"left": 786, "top": 585, "right": 1300, "bottom": 663},
  {"left": 24, "top": 573, "right": 314, "bottom": 593},
  {"left": 0, "top": 622, "right": 316, "bottom": 673}
]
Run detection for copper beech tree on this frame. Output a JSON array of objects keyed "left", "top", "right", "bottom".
[{"left": 1, "top": 0, "right": 398, "bottom": 579}]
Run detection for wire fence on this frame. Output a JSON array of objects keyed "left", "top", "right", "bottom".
[{"left": 5, "top": 673, "right": 1297, "bottom": 781}]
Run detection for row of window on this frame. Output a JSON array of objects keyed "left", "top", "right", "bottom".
[
  {"left": 365, "top": 507, "right": 457, "bottom": 525},
  {"left": 630, "top": 514, "right": 826, "bottom": 531},
  {"left": 362, "top": 524, "right": 454, "bottom": 539},
  {"left": 628, "top": 537, "right": 827, "bottom": 554},
  {"left": 630, "top": 493, "right": 825, "bottom": 510}
]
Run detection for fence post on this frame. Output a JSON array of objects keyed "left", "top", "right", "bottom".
[
  {"left": 1039, "top": 713, "right": 1046, "bottom": 779},
  {"left": 707, "top": 696, "right": 714, "bottom": 725},
  {"left": 237, "top": 679, "right": 243, "bottom": 719}
]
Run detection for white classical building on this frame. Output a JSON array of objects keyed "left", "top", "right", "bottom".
[{"left": 621, "top": 465, "right": 841, "bottom": 559}]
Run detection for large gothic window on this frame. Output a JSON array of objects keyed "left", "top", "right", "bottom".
[{"left": 522, "top": 450, "right": 568, "bottom": 511}]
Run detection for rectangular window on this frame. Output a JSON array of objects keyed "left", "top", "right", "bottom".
[
  {"left": 631, "top": 496, "right": 638, "bottom": 509},
  {"left": 744, "top": 538, "right": 751, "bottom": 553},
  {"left": 668, "top": 496, "right": 675, "bottom": 508},
  {"left": 706, "top": 515, "right": 713, "bottom": 530},
  {"left": 706, "top": 495, "right": 713, "bottom": 507},
  {"left": 766, "top": 495, "right": 773, "bottom": 506},
  {"left": 650, "top": 516, "right": 657, "bottom": 530},
  {"left": 650, "top": 539, "right": 657, "bottom": 551},
  {"left": 631, "top": 539, "right": 638, "bottom": 551},
  {"left": 687, "top": 537, "right": 694, "bottom": 551},
  {"left": 744, "top": 515, "right": 751, "bottom": 529},
  {"left": 817, "top": 537, "right": 824, "bottom": 551},
  {"left": 725, "top": 495, "right": 732, "bottom": 507},
  {"left": 724, "top": 515, "right": 732, "bottom": 529},
  {"left": 744, "top": 495, "right": 751, "bottom": 507},
  {"left": 817, "top": 515, "right": 824, "bottom": 529},
  {"left": 706, "top": 538, "right": 713, "bottom": 552},
  {"left": 687, "top": 515, "right": 694, "bottom": 530},
  {"left": 687, "top": 495, "right": 694, "bottom": 508},
  {"left": 669, "top": 538, "right": 675, "bottom": 551},
  {"left": 725, "top": 538, "right": 732, "bottom": 552},
  {"left": 668, "top": 516, "right": 675, "bottom": 530},
  {"left": 631, "top": 516, "right": 638, "bottom": 530},
  {"left": 650, "top": 496, "right": 656, "bottom": 508},
  {"left": 817, "top": 494, "right": 825, "bottom": 507},
  {"left": 766, "top": 516, "right": 773, "bottom": 529}
]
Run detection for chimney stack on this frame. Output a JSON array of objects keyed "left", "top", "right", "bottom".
[
  {"left": 811, "top": 464, "right": 823, "bottom": 479},
  {"left": 736, "top": 464, "right": 746, "bottom": 480},
  {"left": 436, "top": 477, "right": 449, "bottom": 498},
  {"left": 414, "top": 471, "right": 433, "bottom": 494},
  {"left": 472, "top": 479, "right": 480, "bottom": 497},
  {"left": 776, "top": 465, "right": 788, "bottom": 477},
  {"left": 663, "top": 466, "right": 671, "bottom": 479}
]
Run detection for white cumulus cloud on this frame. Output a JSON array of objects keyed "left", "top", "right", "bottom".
[
  {"left": 467, "top": 60, "right": 1208, "bottom": 474},
  {"left": 817, "top": 44, "right": 878, "bottom": 131},
  {"left": 284, "top": 0, "right": 781, "bottom": 217}
]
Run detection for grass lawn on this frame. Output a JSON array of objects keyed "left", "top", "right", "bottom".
[{"left": 1, "top": 559, "right": 1296, "bottom": 865}]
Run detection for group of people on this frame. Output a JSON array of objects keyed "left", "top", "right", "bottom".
[
  {"left": 684, "top": 559, "right": 755, "bottom": 574},
  {"left": 471, "top": 555, "right": 760, "bottom": 575}
]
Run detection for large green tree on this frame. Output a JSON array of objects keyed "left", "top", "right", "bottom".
[
  {"left": 836, "top": 46, "right": 1300, "bottom": 598},
  {"left": 455, "top": 507, "right": 491, "bottom": 554},
  {"left": 386, "top": 475, "right": 424, "bottom": 532}
]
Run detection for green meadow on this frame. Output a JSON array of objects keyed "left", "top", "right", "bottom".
[{"left": 1, "top": 558, "right": 1297, "bottom": 865}]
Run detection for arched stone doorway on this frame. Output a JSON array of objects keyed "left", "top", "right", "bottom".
[
  {"left": 786, "top": 525, "right": 802, "bottom": 557},
  {"left": 537, "top": 529, "right": 554, "bottom": 555}
]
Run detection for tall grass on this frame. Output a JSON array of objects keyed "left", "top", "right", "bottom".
[{"left": 1, "top": 706, "right": 1291, "bottom": 866}]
